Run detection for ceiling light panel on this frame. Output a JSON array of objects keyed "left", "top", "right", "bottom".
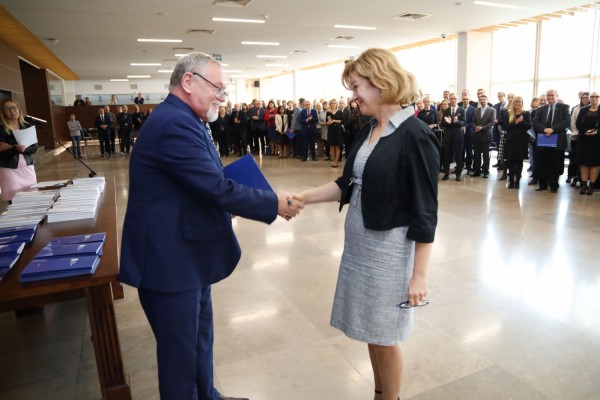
[
  {"left": 242, "top": 41, "right": 279, "bottom": 46},
  {"left": 212, "top": 17, "right": 265, "bottom": 23},
  {"left": 334, "top": 24, "right": 376, "bottom": 30},
  {"left": 256, "top": 55, "right": 287, "bottom": 59},
  {"left": 137, "top": 38, "right": 182, "bottom": 43},
  {"left": 130, "top": 63, "right": 161, "bottom": 66}
]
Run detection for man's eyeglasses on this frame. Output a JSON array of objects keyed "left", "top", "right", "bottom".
[
  {"left": 3, "top": 106, "right": 18, "bottom": 112},
  {"left": 192, "top": 72, "right": 228, "bottom": 99}
]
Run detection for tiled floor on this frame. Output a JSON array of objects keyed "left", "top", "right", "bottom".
[{"left": 1, "top": 144, "right": 599, "bottom": 400}]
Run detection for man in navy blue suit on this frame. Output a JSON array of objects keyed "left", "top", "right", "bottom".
[
  {"left": 460, "top": 92, "right": 475, "bottom": 174},
  {"left": 119, "top": 53, "right": 303, "bottom": 400},
  {"left": 299, "top": 99, "right": 318, "bottom": 161},
  {"left": 440, "top": 93, "right": 465, "bottom": 181}
]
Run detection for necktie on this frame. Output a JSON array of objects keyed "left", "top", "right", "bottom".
[
  {"left": 101, "top": 115, "right": 104, "bottom": 122},
  {"left": 546, "top": 105, "right": 554, "bottom": 128},
  {"left": 480, "top": 108, "right": 484, "bottom": 118},
  {"left": 451, "top": 108, "right": 455, "bottom": 117}
]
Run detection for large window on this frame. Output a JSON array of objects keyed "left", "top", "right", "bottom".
[
  {"left": 491, "top": 23, "right": 537, "bottom": 107},
  {"left": 394, "top": 40, "right": 457, "bottom": 102},
  {"left": 538, "top": 9, "right": 597, "bottom": 106}
]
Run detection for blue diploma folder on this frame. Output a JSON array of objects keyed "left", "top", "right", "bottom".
[
  {"left": 34, "top": 242, "right": 104, "bottom": 259},
  {"left": 0, "top": 230, "right": 36, "bottom": 245},
  {"left": 223, "top": 154, "right": 273, "bottom": 192},
  {"left": 48, "top": 232, "right": 106, "bottom": 246},
  {"left": 20, "top": 255, "right": 100, "bottom": 282},
  {"left": 0, "top": 224, "right": 37, "bottom": 236},
  {"left": 537, "top": 133, "right": 558, "bottom": 147},
  {"left": 285, "top": 128, "right": 295, "bottom": 140},
  {"left": 0, "top": 242, "right": 25, "bottom": 255},
  {"left": 0, "top": 253, "right": 20, "bottom": 278}
]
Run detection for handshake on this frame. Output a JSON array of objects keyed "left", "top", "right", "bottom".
[{"left": 277, "top": 192, "right": 305, "bottom": 221}]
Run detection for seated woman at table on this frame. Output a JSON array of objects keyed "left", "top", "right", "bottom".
[{"left": 0, "top": 99, "right": 38, "bottom": 202}]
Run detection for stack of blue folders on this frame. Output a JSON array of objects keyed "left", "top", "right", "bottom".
[
  {"left": 19, "top": 232, "right": 106, "bottom": 283},
  {"left": 0, "top": 224, "right": 36, "bottom": 281}
]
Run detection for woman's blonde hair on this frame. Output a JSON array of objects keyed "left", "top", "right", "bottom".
[
  {"left": 508, "top": 96, "right": 524, "bottom": 124},
  {"left": 0, "top": 99, "right": 26, "bottom": 133},
  {"left": 342, "top": 48, "right": 420, "bottom": 106}
]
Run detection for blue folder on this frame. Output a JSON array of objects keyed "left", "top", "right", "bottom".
[
  {"left": 48, "top": 232, "right": 106, "bottom": 246},
  {"left": 285, "top": 128, "right": 295, "bottom": 140},
  {"left": 0, "top": 230, "right": 36, "bottom": 245},
  {"left": 0, "top": 242, "right": 25, "bottom": 255},
  {"left": 537, "top": 133, "right": 558, "bottom": 147},
  {"left": 20, "top": 255, "right": 100, "bottom": 282},
  {"left": 34, "top": 242, "right": 104, "bottom": 259},
  {"left": 0, "top": 253, "right": 20, "bottom": 275},
  {"left": 0, "top": 224, "right": 37, "bottom": 236},
  {"left": 223, "top": 154, "right": 273, "bottom": 192}
]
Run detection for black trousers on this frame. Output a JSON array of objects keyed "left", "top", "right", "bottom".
[
  {"left": 507, "top": 159, "right": 524, "bottom": 182},
  {"left": 464, "top": 132, "right": 473, "bottom": 170},
  {"left": 442, "top": 140, "right": 464, "bottom": 176},
  {"left": 473, "top": 141, "right": 491, "bottom": 173},
  {"left": 535, "top": 147, "right": 563, "bottom": 189}
]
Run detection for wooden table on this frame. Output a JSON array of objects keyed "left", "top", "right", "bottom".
[{"left": 0, "top": 177, "right": 131, "bottom": 400}]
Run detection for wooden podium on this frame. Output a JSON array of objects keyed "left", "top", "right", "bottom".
[{"left": 0, "top": 177, "right": 131, "bottom": 400}]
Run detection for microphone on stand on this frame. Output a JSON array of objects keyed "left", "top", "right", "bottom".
[
  {"left": 24, "top": 115, "right": 48, "bottom": 125},
  {"left": 24, "top": 115, "right": 97, "bottom": 177}
]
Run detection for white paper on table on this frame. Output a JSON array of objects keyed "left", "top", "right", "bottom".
[{"left": 12, "top": 126, "right": 38, "bottom": 147}]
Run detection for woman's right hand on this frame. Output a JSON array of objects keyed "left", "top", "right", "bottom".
[{"left": 0, "top": 142, "right": 13, "bottom": 151}]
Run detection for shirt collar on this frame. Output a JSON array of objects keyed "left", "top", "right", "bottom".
[{"left": 369, "top": 105, "right": 415, "bottom": 130}]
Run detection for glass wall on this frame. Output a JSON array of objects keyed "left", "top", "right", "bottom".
[
  {"left": 491, "top": 8, "right": 600, "bottom": 109},
  {"left": 538, "top": 9, "right": 597, "bottom": 107},
  {"left": 490, "top": 23, "right": 537, "bottom": 107},
  {"left": 394, "top": 40, "right": 458, "bottom": 102}
]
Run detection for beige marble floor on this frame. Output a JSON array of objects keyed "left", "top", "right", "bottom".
[{"left": 1, "top": 143, "right": 599, "bottom": 400}]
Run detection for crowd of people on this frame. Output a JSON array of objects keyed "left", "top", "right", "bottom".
[
  {"left": 83, "top": 104, "right": 151, "bottom": 158},
  {"left": 204, "top": 97, "right": 370, "bottom": 169},
  {"left": 415, "top": 88, "right": 599, "bottom": 193},
  {"left": 193, "top": 86, "right": 599, "bottom": 194}
]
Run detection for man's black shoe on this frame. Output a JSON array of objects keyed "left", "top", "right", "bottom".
[
  {"left": 441, "top": 175, "right": 449, "bottom": 181},
  {"left": 535, "top": 186, "right": 548, "bottom": 191}
]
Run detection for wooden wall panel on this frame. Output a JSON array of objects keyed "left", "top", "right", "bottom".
[{"left": 0, "top": 39, "right": 23, "bottom": 97}]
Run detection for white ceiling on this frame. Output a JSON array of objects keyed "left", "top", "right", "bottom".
[{"left": 0, "top": 0, "right": 590, "bottom": 81}]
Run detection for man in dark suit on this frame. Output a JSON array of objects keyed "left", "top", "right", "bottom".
[
  {"left": 103, "top": 105, "right": 116, "bottom": 156},
  {"left": 440, "top": 93, "right": 465, "bottom": 181},
  {"left": 461, "top": 93, "right": 476, "bottom": 174},
  {"left": 119, "top": 53, "right": 302, "bottom": 400},
  {"left": 134, "top": 92, "right": 144, "bottom": 104},
  {"left": 300, "top": 99, "right": 318, "bottom": 161},
  {"left": 532, "top": 89, "right": 570, "bottom": 192},
  {"left": 470, "top": 95, "right": 496, "bottom": 178},
  {"left": 94, "top": 107, "right": 111, "bottom": 157},
  {"left": 340, "top": 99, "right": 351, "bottom": 159},
  {"left": 117, "top": 105, "right": 133, "bottom": 155},
  {"left": 492, "top": 92, "right": 506, "bottom": 165},
  {"left": 73, "top": 95, "right": 85, "bottom": 106},
  {"left": 247, "top": 99, "right": 265, "bottom": 154}
]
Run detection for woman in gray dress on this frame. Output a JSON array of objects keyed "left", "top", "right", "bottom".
[{"left": 293, "top": 49, "right": 439, "bottom": 400}]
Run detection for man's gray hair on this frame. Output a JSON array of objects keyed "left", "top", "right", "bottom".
[{"left": 169, "top": 52, "right": 219, "bottom": 90}]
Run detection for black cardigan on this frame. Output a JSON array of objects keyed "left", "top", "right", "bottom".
[
  {"left": 0, "top": 122, "right": 38, "bottom": 169},
  {"left": 335, "top": 116, "right": 439, "bottom": 243}
]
